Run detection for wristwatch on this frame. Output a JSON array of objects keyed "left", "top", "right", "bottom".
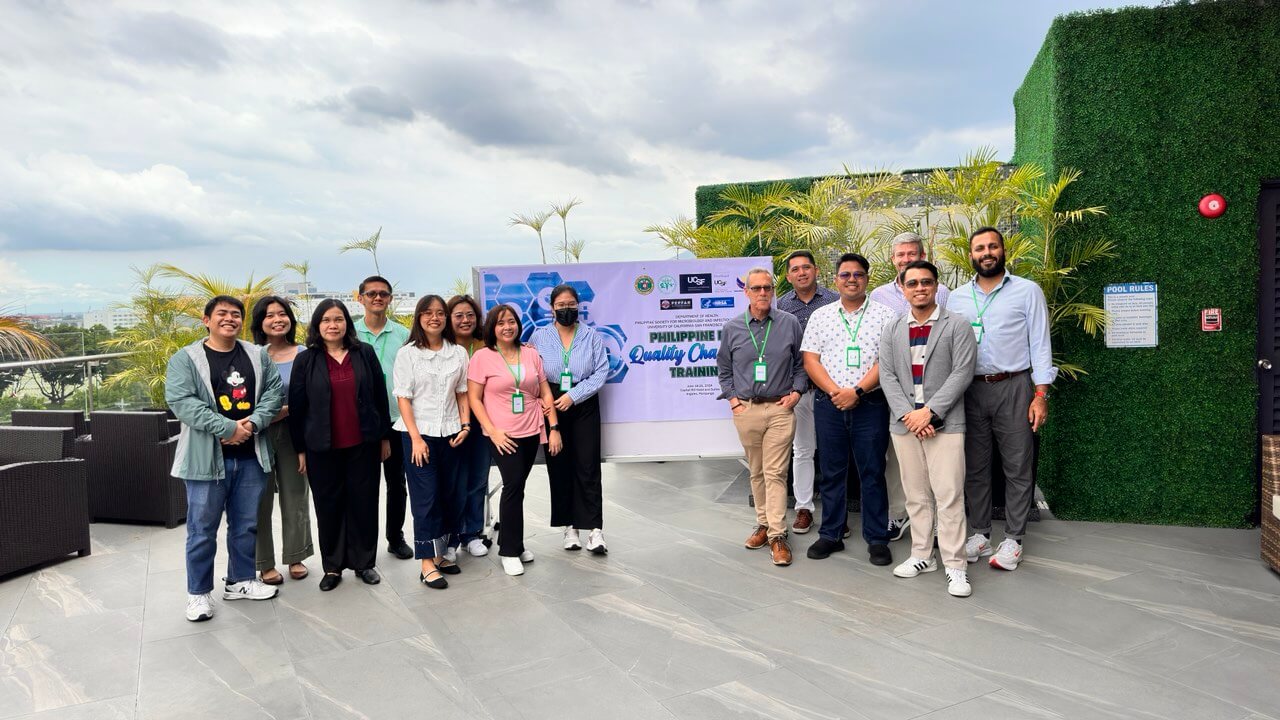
[
  {"left": 549, "top": 424, "right": 561, "bottom": 431},
  {"left": 854, "top": 387, "right": 866, "bottom": 398}
]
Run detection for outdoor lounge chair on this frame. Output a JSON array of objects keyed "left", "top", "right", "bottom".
[
  {"left": 0, "top": 426, "right": 91, "bottom": 577},
  {"left": 79, "top": 411, "right": 185, "bottom": 527},
  {"left": 10, "top": 409, "right": 88, "bottom": 437}
]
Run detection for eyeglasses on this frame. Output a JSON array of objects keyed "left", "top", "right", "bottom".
[
  {"left": 552, "top": 303, "right": 579, "bottom": 310},
  {"left": 836, "top": 271, "right": 868, "bottom": 281},
  {"left": 451, "top": 312, "right": 476, "bottom": 320},
  {"left": 902, "top": 278, "right": 937, "bottom": 289},
  {"left": 746, "top": 285, "right": 774, "bottom": 294},
  {"left": 363, "top": 291, "right": 391, "bottom": 299}
]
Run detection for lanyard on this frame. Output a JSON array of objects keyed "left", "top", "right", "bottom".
[
  {"left": 970, "top": 280, "right": 1005, "bottom": 322},
  {"left": 502, "top": 350, "right": 523, "bottom": 394},
  {"left": 744, "top": 313, "right": 772, "bottom": 361},
  {"left": 560, "top": 326, "right": 578, "bottom": 370},
  {"left": 466, "top": 339, "right": 480, "bottom": 358},
  {"left": 839, "top": 303, "right": 867, "bottom": 346}
]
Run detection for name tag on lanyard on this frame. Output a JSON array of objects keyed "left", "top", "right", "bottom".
[
  {"left": 559, "top": 369, "right": 573, "bottom": 392},
  {"left": 753, "top": 361, "right": 768, "bottom": 383},
  {"left": 971, "top": 320, "right": 984, "bottom": 344},
  {"left": 846, "top": 346, "right": 861, "bottom": 368},
  {"left": 511, "top": 392, "right": 525, "bottom": 414}
]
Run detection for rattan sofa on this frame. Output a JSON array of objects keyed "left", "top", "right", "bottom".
[
  {"left": 0, "top": 426, "right": 91, "bottom": 577},
  {"left": 77, "top": 411, "right": 185, "bottom": 527},
  {"left": 1263, "top": 436, "right": 1279, "bottom": 574},
  {"left": 10, "top": 409, "right": 88, "bottom": 437}
]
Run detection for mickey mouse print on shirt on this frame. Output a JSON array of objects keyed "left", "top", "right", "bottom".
[{"left": 204, "top": 343, "right": 256, "bottom": 421}]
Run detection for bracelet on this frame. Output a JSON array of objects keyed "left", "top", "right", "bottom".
[
  {"left": 460, "top": 422, "right": 472, "bottom": 429},
  {"left": 1034, "top": 390, "right": 1049, "bottom": 399},
  {"left": 549, "top": 424, "right": 560, "bottom": 431}
]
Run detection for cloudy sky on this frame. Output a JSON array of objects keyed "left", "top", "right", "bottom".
[{"left": 0, "top": 0, "right": 1150, "bottom": 314}]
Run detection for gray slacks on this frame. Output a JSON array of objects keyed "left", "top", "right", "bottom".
[
  {"left": 255, "top": 421, "right": 315, "bottom": 570},
  {"left": 963, "top": 375, "right": 1036, "bottom": 540}
]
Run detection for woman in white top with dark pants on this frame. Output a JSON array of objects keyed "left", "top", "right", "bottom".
[{"left": 392, "top": 295, "right": 472, "bottom": 589}]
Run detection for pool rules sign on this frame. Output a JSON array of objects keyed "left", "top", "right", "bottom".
[{"left": 1104, "top": 282, "right": 1158, "bottom": 348}]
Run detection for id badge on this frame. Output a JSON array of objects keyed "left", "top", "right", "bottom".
[
  {"left": 971, "top": 321, "right": 984, "bottom": 344},
  {"left": 559, "top": 369, "right": 572, "bottom": 392},
  {"left": 846, "top": 346, "right": 861, "bottom": 368},
  {"left": 753, "top": 361, "right": 768, "bottom": 383},
  {"left": 511, "top": 393, "right": 525, "bottom": 414}
]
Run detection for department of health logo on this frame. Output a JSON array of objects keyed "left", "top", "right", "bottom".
[
  {"left": 634, "top": 275, "right": 655, "bottom": 295},
  {"left": 657, "top": 275, "right": 676, "bottom": 294}
]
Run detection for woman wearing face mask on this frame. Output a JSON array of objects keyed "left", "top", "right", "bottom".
[
  {"left": 529, "top": 285, "right": 611, "bottom": 554},
  {"left": 444, "top": 295, "right": 491, "bottom": 560}
]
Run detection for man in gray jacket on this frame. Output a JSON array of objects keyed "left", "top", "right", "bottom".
[
  {"left": 878, "top": 261, "right": 977, "bottom": 597},
  {"left": 165, "top": 295, "right": 284, "bottom": 622}
]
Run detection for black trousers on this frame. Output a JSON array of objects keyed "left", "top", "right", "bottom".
[
  {"left": 382, "top": 432, "right": 408, "bottom": 542},
  {"left": 546, "top": 392, "right": 604, "bottom": 530},
  {"left": 493, "top": 434, "right": 541, "bottom": 557},
  {"left": 308, "top": 441, "right": 380, "bottom": 573}
]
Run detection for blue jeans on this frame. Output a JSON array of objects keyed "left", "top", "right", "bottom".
[
  {"left": 455, "top": 429, "right": 492, "bottom": 543},
  {"left": 402, "top": 432, "right": 462, "bottom": 559},
  {"left": 814, "top": 390, "right": 890, "bottom": 545},
  {"left": 184, "top": 457, "right": 267, "bottom": 595}
]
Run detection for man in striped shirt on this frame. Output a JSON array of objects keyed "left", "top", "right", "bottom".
[{"left": 879, "top": 261, "right": 978, "bottom": 597}]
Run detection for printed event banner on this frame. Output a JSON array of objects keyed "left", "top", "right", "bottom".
[{"left": 474, "top": 257, "right": 770, "bottom": 424}]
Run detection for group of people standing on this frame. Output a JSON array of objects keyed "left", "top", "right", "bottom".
[
  {"left": 719, "top": 226, "right": 1054, "bottom": 598},
  {"left": 165, "top": 276, "right": 611, "bottom": 623}
]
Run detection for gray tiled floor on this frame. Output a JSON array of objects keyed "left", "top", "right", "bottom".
[{"left": 2, "top": 459, "right": 1278, "bottom": 719}]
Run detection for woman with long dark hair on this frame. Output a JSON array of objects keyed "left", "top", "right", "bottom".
[
  {"left": 250, "top": 296, "right": 314, "bottom": 584},
  {"left": 528, "top": 285, "right": 611, "bottom": 553},
  {"left": 393, "top": 295, "right": 471, "bottom": 589},
  {"left": 288, "top": 299, "right": 391, "bottom": 591},
  {"left": 445, "top": 295, "right": 491, "bottom": 559},
  {"left": 467, "top": 304, "right": 561, "bottom": 576}
]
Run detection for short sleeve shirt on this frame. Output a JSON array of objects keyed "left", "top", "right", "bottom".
[
  {"left": 467, "top": 346, "right": 547, "bottom": 441},
  {"left": 392, "top": 342, "right": 469, "bottom": 437},
  {"left": 800, "top": 298, "right": 898, "bottom": 388}
]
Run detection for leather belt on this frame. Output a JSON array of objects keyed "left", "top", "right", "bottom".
[
  {"left": 975, "top": 369, "right": 1028, "bottom": 383},
  {"left": 746, "top": 396, "right": 785, "bottom": 404}
]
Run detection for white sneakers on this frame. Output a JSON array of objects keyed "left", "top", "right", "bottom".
[
  {"left": 223, "top": 579, "right": 278, "bottom": 601},
  {"left": 443, "top": 545, "right": 458, "bottom": 563},
  {"left": 563, "top": 526, "right": 582, "bottom": 551},
  {"left": 965, "top": 533, "right": 993, "bottom": 563},
  {"left": 467, "top": 538, "right": 489, "bottom": 557},
  {"left": 186, "top": 592, "right": 214, "bottom": 622},
  {"left": 585, "top": 529, "right": 607, "bottom": 555},
  {"left": 945, "top": 568, "right": 972, "bottom": 597},
  {"left": 893, "top": 556, "right": 937, "bottom": 578},
  {"left": 503, "top": 550, "right": 536, "bottom": 576},
  {"left": 990, "top": 538, "right": 1022, "bottom": 570}
]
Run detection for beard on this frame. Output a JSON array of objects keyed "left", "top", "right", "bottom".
[{"left": 971, "top": 253, "right": 1006, "bottom": 278}]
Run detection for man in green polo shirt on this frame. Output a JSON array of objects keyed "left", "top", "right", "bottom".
[{"left": 353, "top": 275, "right": 413, "bottom": 560}]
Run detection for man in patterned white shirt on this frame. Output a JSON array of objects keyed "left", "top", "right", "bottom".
[{"left": 800, "top": 252, "right": 899, "bottom": 566}]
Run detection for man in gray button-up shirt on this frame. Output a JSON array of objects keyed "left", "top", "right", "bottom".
[{"left": 717, "top": 267, "right": 807, "bottom": 567}]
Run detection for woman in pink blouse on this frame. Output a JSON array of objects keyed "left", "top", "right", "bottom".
[{"left": 467, "top": 305, "right": 562, "bottom": 576}]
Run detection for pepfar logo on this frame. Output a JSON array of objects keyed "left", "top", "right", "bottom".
[
  {"left": 660, "top": 298, "right": 693, "bottom": 310},
  {"left": 634, "top": 275, "right": 655, "bottom": 295},
  {"left": 679, "top": 273, "right": 712, "bottom": 294},
  {"left": 700, "top": 296, "right": 735, "bottom": 309}
]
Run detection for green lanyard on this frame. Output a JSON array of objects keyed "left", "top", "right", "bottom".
[
  {"left": 503, "top": 351, "right": 523, "bottom": 394},
  {"left": 560, "top": 326, "right": 578, "bottom": 370},
  {"left": 970, "top": 281, "right": 1005, "bottom": 323},
  {"left": 839, "top": 304, "right": 867, "bottom": 346},
  {"left": 744, "top": 313, "right": 772, "bottom": 362}
]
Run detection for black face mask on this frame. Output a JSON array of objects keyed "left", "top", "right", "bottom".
[{"left": 555, "top": 308, "right": 579, "bottom": 326}]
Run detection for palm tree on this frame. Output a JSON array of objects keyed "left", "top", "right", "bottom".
[
  {"left": 282, "top": 260, "right": 311, "bottom": 300},
  {"left": 551, "top": 197, "right": 583, "bottom": 263},
  {"left": 449, "top": 277, "right": 471, "bottom": 298},
  {"left": 341, "top": 228, "right": 384, "bottom": 276},
  {"left": 101, "top": 265, "right": 204, "bottom": 407},
  {"left": 0, "top": 313, "right": 53, "bottom": 360},
  {"left": 705, "top": 182, "right": 793, "bottom": 257},
  {"left": 509, "top": 210, "right": 554, "bottom": 264},
  {"left": 644, "top": 216, "right": 755, "bottom": 260},
  {"left": 154, "top": 264, "right": 279, "bottom": 335}
]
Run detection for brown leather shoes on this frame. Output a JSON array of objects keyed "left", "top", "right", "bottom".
[
  {"left": 744, "top": 525, "right": 769, "bottom": 549},
  {"left": 792, "top": 509, "right": 813, "bottom": 534},
  {"left": 770, "top": 537, "right": 793, "bottom": 566}
]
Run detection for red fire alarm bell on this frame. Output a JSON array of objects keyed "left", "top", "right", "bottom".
[
  {"left": 1199, "top": 193, "right": 1226, "bottom": 218},
  {"left": 1201, "top": 308, "right": 1222, "bottom": 331}
]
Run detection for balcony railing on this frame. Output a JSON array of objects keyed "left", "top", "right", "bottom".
[{"left": 0, "top": 352, "right": 139, "bottom": 421}]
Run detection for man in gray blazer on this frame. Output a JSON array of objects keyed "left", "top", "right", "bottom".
[{"left": 878, "top": 261, "right": 977, "bottom": 597}]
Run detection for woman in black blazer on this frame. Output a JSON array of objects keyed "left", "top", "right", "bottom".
[{"left": 289, "top": 299, "right": 392, "bottom": 591}]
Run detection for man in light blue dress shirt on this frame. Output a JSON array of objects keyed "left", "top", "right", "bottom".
[{"left": 947, "top": 227, "right": 1055, "bottom": 572}]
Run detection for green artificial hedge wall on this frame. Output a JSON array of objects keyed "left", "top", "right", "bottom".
[{"left": 1012, "top": 0, "right": 1280, "bottom": 526}]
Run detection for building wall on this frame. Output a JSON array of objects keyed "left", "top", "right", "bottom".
[{"left": 1013, "top": 0, "right": 1280, "bottom": 526}]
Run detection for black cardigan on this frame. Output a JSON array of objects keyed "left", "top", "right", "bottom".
[{"left": 287, "top": 342, "right": 392, "bottom": 453}]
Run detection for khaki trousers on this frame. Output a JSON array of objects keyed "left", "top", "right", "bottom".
[
  {"left": 886, "top": 444, "right": 907, "bottom": 520},
  {"left": 890, "top": 431, "right": 966, "bottom": 569},
  {"left": 733, "top": 402, "right": 796, "bottom": 538}
]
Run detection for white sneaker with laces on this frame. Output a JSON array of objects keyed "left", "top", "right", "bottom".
[
  {"left": 443, "top": 545, "right": 458, "bottom": 563},
  {"left": 892, "top": 555, "right": 937, "bottom": 578},
  {"left": 965, "top": 533, "right": 993, "bottom": 563},
  {"left": 501, "top": 556, "right": 524, "bottom": 576},
  {"left": 989, "top": 538, "right": 1022, "bottom": 571},
  {"left": 467, "top": 538, "right": 489, "bottom": 557},
  {"left": 945, "top": 568, "right": 973, "bottom": 597},
  {"left": 585, "top": 528, "right": 607, "bottom": 555},
  {"left": 563, "top": 526, "right": 582, "bottom": 551},
  {"left": 888, "top": 516, "right": 910, "bottom": 542},
  {"left": 223, "top": 579, "right": 278, "bottom": 601},
  {"left": 186, "top": 592, "right": 214, "bottom": 622}
]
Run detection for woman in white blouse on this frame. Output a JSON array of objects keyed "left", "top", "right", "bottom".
[{"left": 392, "top": 295, "right": 472, "bottom": 589}]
